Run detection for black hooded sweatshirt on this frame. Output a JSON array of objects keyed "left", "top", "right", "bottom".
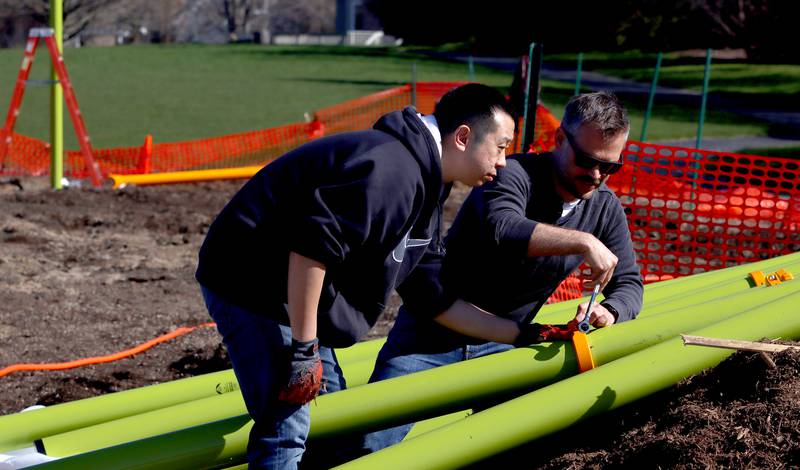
[{"left": 196, "top": 107, "right": 455, "bottom": 347}]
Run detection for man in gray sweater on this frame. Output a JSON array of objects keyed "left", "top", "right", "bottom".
[{"left": 363, "top": 91, "right": 644, "bottom": 452}]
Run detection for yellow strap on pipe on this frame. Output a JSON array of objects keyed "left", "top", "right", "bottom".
[
  {"left": 109, "top": 166, "right": 263, "bottom": 189},
  {"left": 572, "top": 331, "right": 595, "bottom": 373}
]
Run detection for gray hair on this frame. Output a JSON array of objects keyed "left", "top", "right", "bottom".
[{"left": 561, "top": 91, "right": 629, "bottom": 139}]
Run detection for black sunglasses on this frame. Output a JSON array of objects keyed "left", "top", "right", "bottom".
[{"left": 563, "top": 129, "right": 624, "bottom": 174}]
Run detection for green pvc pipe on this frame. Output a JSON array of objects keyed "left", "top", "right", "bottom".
[
  {"left": 37, "top": 388, "right": 248, "bottom": 459},
  {"left": 0, "top": 370, "right": 238, "bottom": 453},
  {"left": 34, "top": 267, "right": 776, "bottom": 459},
  {"left": 574, "top": 52, "right": 583, "bottom": 96},
  {"left": 338, "top": 337, "right": 385, "bottom": 362},
  {"left": 35, "top": 415, "right": 253, "bottom": 470},
  {"left": 0, "top": 338, "right": 383, "bottom": 453},
  {"left": 538, "top": 253, "right": 800, "bottom": 321},
  {"left": 29, "top": 252, "right": 800, "bottom": 456},
  {"left": 640, "top": 52, "right": 662, "bottom": 142},
  {"left": 13, "top": 253, "right": 797, "bottom": 457},
  {"left": 34, "top": 357, "right": 375, "bottom": 458},
  {"left": 405, "top": 410, "right": 472, "bottom": 440},
  {"left": 310, "top": 279, "right": 798, "bottom": 440},
  {"left": 18, "top": 250, "right": 793, "bottom": 453},
  {"left": 696, "top": 48, "right": 712, "bottom": 150},
  {"left": 629, "top": 258, "right": 800, "bottom": 318},
  {"left": 50, "top": 0, "right": 63, "bottom": 190},
  {"left": 542, "top": 256, "right": 800, "bottom": 326},
  {"left": 12, "top": 254, "right": 780, "bottom": 450},
  {"left": 35, "top": 275, "right": 798, "bottom": 469},
  {"left": 338, "top": 289, "right": 800, "bottom": 469}
]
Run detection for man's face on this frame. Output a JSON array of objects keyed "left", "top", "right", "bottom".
[
  {"left": 554, "top": 124, "right": 627, "bottom": 200},
  {"left": 460, "top": 111, "right": 516, "bottom": 187}
]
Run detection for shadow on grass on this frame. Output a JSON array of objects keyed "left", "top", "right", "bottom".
[{"left": 215, "top": 44, "right": 453, "bottom": 64}]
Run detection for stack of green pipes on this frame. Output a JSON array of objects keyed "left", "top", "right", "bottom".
[{"left": 2, "top": 252, "right": 797, "bottom": 469}]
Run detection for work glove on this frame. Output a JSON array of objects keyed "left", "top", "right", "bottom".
[
  {"left": 277, "top": 338, "right": 323, "bottom": 405},
  {"left": 513, "top": 320, "right": 578, "bottom": 346}
]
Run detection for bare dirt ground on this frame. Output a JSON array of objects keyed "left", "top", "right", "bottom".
[{"left": 0, "top": 176, "right": 798, "bottom": 468}]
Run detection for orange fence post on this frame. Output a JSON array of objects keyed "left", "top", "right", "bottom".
[
  {"left": 308, "top": 118, "right": 325, "bottom": 140},
  {"left": 137, "top": 134, "right": 153, "bottom": 174}
]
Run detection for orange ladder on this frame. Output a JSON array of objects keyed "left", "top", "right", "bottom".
[{"left": 0, "top": 27, "right": 102, "bottom": 187}]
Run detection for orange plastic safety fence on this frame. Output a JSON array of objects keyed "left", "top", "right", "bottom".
[
  {"left": 0, "top": 131, "right": 50, "bottom": 176},
  {"left": 4, "top": 83, "right": 798, "bottom": 308},
  {"left": 512, "top": 105, "right": 560, "bottom": 155},
  {"left": 612, "top": 141, "right": 800, "bottom": 282},
  {"left": 316, "top": 85, "right": 413, "bottom": 136},
  {"left": 0, "top": 82, "right": 558, "bottom": 179},
  {"left": 555, "top": 141, "right": 800, "bottom": 304}
]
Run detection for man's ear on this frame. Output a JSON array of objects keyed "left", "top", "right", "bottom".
[
  {"left": 454, "top": 124, "right": 471, "bottom": 151},
  {"left": 554, "top": 127, "right": 567, "bottom": 151}
]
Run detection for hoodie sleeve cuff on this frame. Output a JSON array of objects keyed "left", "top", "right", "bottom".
[
  {"left": 601, "top": 300, "right": 628, "bottom": 323},
  {"left": 499, "top": 218, "right": 538, "bottom": 256}
]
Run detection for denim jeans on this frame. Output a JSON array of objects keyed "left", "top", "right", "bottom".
[
  {"left": 362, "top": 307, "right": 513, "bottom": 453},
  {"left": 201, "top": 286, "right": 347, "bottom": 470}
]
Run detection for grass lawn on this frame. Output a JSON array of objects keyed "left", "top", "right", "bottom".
[
  {"left": 539, "top": 78, "right": 767, "bottom": 142},
  {"left": 0, "top": 44, "right": 509, "bottom": 148},
  {"left": 547, "top": 51, "right": 800, "bottom": 108},
  {"left": 0, "top": 45, "right": 780, "bottom": 149},
  {"left": 738, "top": 146, "right": 800, "bottom": 159}
]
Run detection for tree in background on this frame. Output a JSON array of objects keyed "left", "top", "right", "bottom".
[
  {"left": 364, "top": 0, "right": 796, "bottom": 60},
  {"left": 269, "top": 0, "right": 335, "bottom": 34},
  {"left": 0, "top": 0, "right": 129, "bottom": 46},
  {"left": 0, "top": 0, "right": 334, "bottom": 46},
  {"left": 684, "top": 0, "right": 795, "bottom": 60}
]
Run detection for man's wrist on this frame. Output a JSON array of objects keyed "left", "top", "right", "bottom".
[
  {"left": 513, "top": 322, "right": 543, "bottom": 347},
  {"left": 577, "top": 231, "right": 595, "bottom": 254},
  {"left": 601, "top": 303, "right": 619, "bottom": 321},
  {"left": 291, "top": 338, "right": 319, "bottom": 359}
]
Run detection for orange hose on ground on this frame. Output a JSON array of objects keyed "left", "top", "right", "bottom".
[{"left": 0, "top": 322, "right": 216, "bottom": 378}]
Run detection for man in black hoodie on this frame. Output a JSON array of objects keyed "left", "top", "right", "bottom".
[
  {"left": 362, "top": 91, "right": 643, "bottom": 452},
  {"left": 196, "top": 84, "right": 516, "bottom": 469}
]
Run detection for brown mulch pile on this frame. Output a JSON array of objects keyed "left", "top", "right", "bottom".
[
  {"left": 477, "top": 348, "right": 800, "bottom": 469},
  {"left": 1, "top": 176, "right": 798, "bottom": 468}
]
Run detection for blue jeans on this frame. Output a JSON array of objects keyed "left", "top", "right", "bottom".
[
  {"left": 362, "top": 307, "right": 513, "bottom": 452},
  {"left": 201, "top": 286, "right": 347, "bottom": 470}
]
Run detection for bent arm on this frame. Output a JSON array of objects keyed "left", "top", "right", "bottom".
[
  {"left": 433, "top": 299, "right": 521, "bottom": 344},
  {"left": 526, "top": 223, "right": 591, "bottom": 257},
  {"left": 479, "top": 160, "right": 616, "bottom": 288},
  {"left": 596, "top": 202, "right": 643, "bottom": 322},
  {"left": 287, "top": 251, "right": 327, "bottom": 342},
  {"left": 528, "top": 223, "right": 618, "bottom": 288}
]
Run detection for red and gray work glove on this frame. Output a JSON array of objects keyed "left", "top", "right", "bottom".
[
  {"left": 277, "top": 338, "right": 323, "bottom": 405},
  {"left": 513, "top": 320, "right": 578, "bottom": 346}
]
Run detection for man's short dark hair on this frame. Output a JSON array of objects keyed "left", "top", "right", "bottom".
[
  {"left": 433, "top": 83, "right": 516, "bottom": 142},
  {"left": 562, "top": 91, "right": 629, "bottom": 138}
]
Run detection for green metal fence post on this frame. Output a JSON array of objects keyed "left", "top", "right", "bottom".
[
  {"left": 574, "top": 52, "right": 583, "bottom": 96},
  {"left": 521, "top": 42, "right": 543, "bottom": 152},
  {"left": 467, "top": 55, "right": 475, "bottom": 81},
  {"left": 410, "top": 61, "right": 417, "bottom": 108},
  {"left": 640, "top": 52, "right": 662, "bottom": 142},
  {"left": 696, "top": 49, "right": 712, "bottom": 149}
]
